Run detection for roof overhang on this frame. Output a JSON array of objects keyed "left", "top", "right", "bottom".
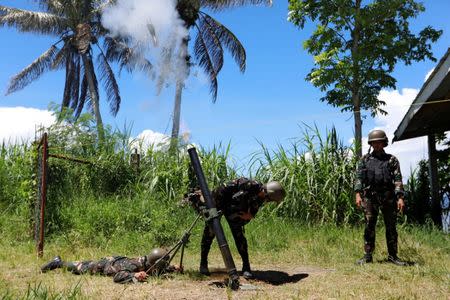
[{"left": 393, "top": 48, "right": 450, "bottom": 142}]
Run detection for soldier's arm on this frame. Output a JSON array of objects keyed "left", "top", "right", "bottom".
[
  {"left": 390, "top": 156, "right": 404, "bottom": 197},
  {"left": 354, "top": 156, "right": 366, "bottom": 193},
  {"left": 354, "top": 157, "right": 367, "bottom": 207}
]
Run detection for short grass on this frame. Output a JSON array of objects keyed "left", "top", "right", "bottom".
[{"left": 0, "top": 217, "right": 448, "bottom": 299}]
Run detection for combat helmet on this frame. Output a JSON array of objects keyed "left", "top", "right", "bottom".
[
  {"left": 368, "top": 129, "right": 388, "bottom": 146},
  {"left": 146, "top": 248, "right": 169, "bottom": 274},
  {"left": 264, "top": 181, "right": 286, "bottom": 203}
]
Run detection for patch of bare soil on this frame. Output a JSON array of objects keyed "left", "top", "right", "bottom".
[
  {"left": 1, "top": 259, "right": 335, "bottom": 300},
  {"left": 84, "top": 264, "right": 333, "bottom": 300}
]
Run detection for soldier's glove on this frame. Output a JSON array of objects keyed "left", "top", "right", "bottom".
[{"left": 181, "top": 189, "right": 206, "bottom": 213}]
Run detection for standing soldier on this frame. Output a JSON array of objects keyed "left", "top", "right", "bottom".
[
  {"left": 185, "top": 178, "right": 286, "bottom": 279},
  {"left": 40, "top": 248, "right": 182, "bottom": 283},
  {"left": 355, "top": 129, "right": 407, "bottom": 266}
]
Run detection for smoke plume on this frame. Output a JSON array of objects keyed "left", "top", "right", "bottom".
[{"left": 101, "top": 0, "right": 190, "bottom": 87}]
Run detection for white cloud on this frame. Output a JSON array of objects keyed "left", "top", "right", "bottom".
[
  {"left": 0, "top": 107, "right": 55, "bottom": 145},
  {"left": 131, "top": 129, "right": 170, "bottom": 152},
  {"left": 363, "top": 88, "right": 428, "bottom": 179}
]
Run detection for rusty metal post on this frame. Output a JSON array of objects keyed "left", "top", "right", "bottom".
[
  {"left": 37, "top": 132, "right": 48, "bottom": 257},
  {"left": 187, "top": 147, "right": 240, "bottom": 289}
]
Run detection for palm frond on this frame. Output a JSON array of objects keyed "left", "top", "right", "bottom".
[
  {"left": 70, "top": 55, "right": 81, "bottom": 111},
  {"left": 97, "top": 52, "right": 121, "bottom": 116},
  {"left": 76, "top": 72, "right": 89, "bottom": 118},
  {"left": 103, "top": 37, "right": 153, "bottom": 76},
  {"left": 200, "top": 0, "right": 272, "bottom": 11},
  {"left": 6, "top": 45, "right": 58, "bottom": 95},
  {"left": 200, "top": 12, "right": 246, "bottom": 72},
  {"left": 36, "top": 0, "right": 64, "bottom": 14},
  {"left": 0, "top": 5, "right": 66, "bottom": 35},
  {"left": 194, "top": 26, "right": 219, "bottom": 102},
  {"left": 198, "top": 14, "right": 224, "bottom": 74},
  {"left": 82, "top": 55, "right": 99, "bottom": 115},
  {"left": 62, "top": 51, "right": 74, "bottom": 109},
  {"left": 51, "top": 40, "right": 71, "bottom": 70}
]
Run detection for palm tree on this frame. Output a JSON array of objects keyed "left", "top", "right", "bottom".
[
  {"left": 0, "top": 0, "right": 126, "bottom": 142},
  {"left": 169, "top": 0, "right": 272, "bottom": 149}
]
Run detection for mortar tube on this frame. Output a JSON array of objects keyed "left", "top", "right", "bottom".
[{"left": 187, "top": 147, "right": 239, "bottom": 289}]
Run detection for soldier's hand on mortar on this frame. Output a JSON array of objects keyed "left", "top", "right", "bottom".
[
  {"left": 134, "top": 271, "right": 148, "bottom": 282},
  {"left": 397, "top": 198, "right": 405, "bottom": 213},
  {"left": 355, "top": 193, "right": 362, "bottom": 208}
]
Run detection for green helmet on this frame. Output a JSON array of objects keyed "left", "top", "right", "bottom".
[
  {"left": 368, "top": 129, "right": 388, "bottom": 146},
  {"left": 264, "top": 181, "right": 286, "bottom": 203},
  {"left": 146, "top": 248, "right": 169, "bottom": 273}
]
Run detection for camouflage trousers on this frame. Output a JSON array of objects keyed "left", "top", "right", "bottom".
[
  {"left": 68, "top": 257, "right": 122, "bottom": 276},
  {"left": 362, "top": 190, "right": 398, "bottom": 256},
  {"left": 200, "top": 218, "right": 250, "bottom": 271}
]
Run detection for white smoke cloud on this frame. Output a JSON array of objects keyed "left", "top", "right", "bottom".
[
  {"left": 0, "top": 107, "right": 56, "bottom": 145},
  {"left": 101, "top": 0, "right": 189, "bottom": 86}
]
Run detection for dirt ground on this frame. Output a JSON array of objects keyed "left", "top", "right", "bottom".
[
  {"left": 80, "top": 265, "right": 331, "bottom": 300},
  {"left": 2, "top": 262, "right": 334, "bottom": 300},
  {"left": 2, "top": 251, "right": 448, "bottom": 299}
]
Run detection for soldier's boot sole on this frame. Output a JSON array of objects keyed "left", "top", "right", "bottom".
[{"left": 41, "top": 256, "right": 63, "bottom": 273}]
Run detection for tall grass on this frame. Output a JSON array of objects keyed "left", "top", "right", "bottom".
[
  {"left": 0, "top": 112, "right": 239, "bottom": 246},
  {"left": 252, "top": 125, "right": 359, "bottom": 225}
]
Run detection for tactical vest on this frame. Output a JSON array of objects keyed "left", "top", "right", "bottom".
[{"left": 365, "top": 154, "right": 393, "bottom": 190}]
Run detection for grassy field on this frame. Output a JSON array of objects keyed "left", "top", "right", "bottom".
[
  {"left": 0, "top": 217, "right": 448, "bottom": 300},
  {"left": 1, "top": 126, "right": 448, "bottom": 299}
]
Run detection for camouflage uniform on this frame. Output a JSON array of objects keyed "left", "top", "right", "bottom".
[
  {"left": 65, "top": 255, "right": 172, "bottom": 283},
  {"left": 355, "top": 150, "right": 404, "bottom": 257},
  {"left": 201, "top": 177, "right": 265, "bottom": 272}
]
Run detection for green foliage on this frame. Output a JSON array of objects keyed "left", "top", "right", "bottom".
[
  {"left": 406, "top": 134, "right": 450, "bottom": 225},
  {"left": 288, "top": 0, "right": 442, "bottom": 154},
  {"left": 0, "top": 109, "right": 238, "bottom": 244},
  {"left": 405, "top": 160, "right": 431, "bottom": 224},
  {"left": 251, "top": 125, "right": 359, "bottom": 224}
]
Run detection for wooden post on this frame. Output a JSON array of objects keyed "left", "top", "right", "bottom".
[
  {"left": 428, "top": 134, "right": 442, "bottom": 228},
  {"left": 37, "top": 132, "right": 48, "bottom": 257},
  {"left": 130, "top": 148, "right": 140, "bottom": 172}
]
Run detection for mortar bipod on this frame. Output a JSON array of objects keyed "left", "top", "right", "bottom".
[{"left": 145, "top": 214, "right": 203, "bottom": 274}]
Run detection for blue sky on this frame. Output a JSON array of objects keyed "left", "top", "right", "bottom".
[{"left": 1, "top": 0, "right": 450, "bottom": 176}]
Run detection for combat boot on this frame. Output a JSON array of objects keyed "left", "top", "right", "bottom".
[
  {"left": 387, "top": 255, "right": 408, "bottom": 266},
  {"left": 199, "top": 261, "right": 210, "bottom": 276},
  {"left": 242, "top": 262, "right": 253, "bottom": 279},
  {"left": 356, "top": 253, "right": 373, "bottom": 265},
  {"left": 41, "top": 256, "right": 63, "bottom": 273}
]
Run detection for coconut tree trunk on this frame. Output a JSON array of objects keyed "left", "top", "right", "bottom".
[
  {"left": 170, "top": 80, "right": 183, "bottom": 140},
  {"left": 169, "top": 38, "right": 189, "bottom": 153},
  {"left": 81, "top": 52, "right": 105, "bottom": 144}
]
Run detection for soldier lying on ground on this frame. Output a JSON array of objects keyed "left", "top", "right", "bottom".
[
  {"left": 184, "top": 177, "right": 286, "bottom": 279},
  {"left": 40, "top": 248, "right": 182, "bottom": 283}
]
